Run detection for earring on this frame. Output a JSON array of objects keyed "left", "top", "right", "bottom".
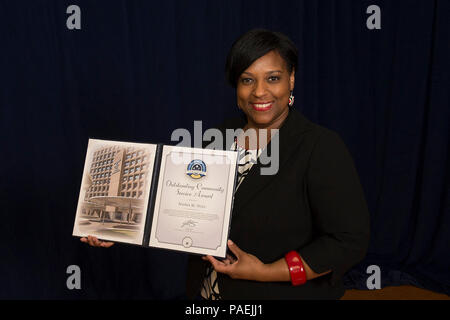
[{"left": 288, "top": 91, "right": 295, "bottom": 107}]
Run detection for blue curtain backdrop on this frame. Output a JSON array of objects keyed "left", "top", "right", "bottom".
[{"left": 0, "top": 0, "right": 448, "bottom": 299}]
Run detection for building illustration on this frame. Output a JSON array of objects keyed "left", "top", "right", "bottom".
[{"left": 80, "top": 144, "right": 151, "bottom": 226}]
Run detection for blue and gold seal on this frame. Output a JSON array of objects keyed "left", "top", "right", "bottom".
[{"left": 186, "top": 159, "right": 207, "bottom": 179}]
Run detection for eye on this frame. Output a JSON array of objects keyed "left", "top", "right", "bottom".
[
  {"left": 241, "top": 78, "right": 253, "bottom": 84},
  {"left": 268, "top": 76, "right": 280, "bottom": 82}
]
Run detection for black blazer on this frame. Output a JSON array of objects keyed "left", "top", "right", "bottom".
[{"left": 186, "top": 109, "right": 370, "bottom": 300}]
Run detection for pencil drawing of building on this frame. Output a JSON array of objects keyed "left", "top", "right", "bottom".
[{"left": 81, "top": 145, "right": 151, "bottom": 224}]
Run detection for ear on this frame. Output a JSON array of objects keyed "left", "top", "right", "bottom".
[{"left": 289, "top": 69, "right": 295, "bottom": 91}]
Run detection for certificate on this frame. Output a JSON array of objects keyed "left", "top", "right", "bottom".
[
  {"left": 73, "top": 141, "right": 238, "bottom": 256},
  {"left": 148, "top": 146, "right": 238, "bottom": 258}
]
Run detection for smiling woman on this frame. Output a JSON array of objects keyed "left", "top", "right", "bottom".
[
  {"left": 80, "top": 28, "right": 370, "bottom": 301},
  {"left": 185, "top": 29, "right": 371, "bottom": 300}
]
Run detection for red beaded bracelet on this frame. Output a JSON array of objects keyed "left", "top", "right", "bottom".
[{"left": 285, "top": 251, "right": 307, "bottom": 286}]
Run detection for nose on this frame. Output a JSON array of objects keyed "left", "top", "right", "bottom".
[{"left": 252, "top": 80, "right": 268, "bottom": 98}]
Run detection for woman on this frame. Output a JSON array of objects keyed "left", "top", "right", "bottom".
[{"left": 82, "top": 29, "right": 370, "bottom": 300}]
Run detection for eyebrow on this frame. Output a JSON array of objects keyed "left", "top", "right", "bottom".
[{"left": 242, "top": 70, "right": 284, "bottom": 76}]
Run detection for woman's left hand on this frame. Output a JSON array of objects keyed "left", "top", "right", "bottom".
[{"left": 202, "top": 239, "right": 267, "bottom": 281}]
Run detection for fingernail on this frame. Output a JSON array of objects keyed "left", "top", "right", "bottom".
[{"left": 228, "top": 240, "right": 233, "bottom": 245}]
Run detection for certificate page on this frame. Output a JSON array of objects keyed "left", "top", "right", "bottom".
[
  {"left": 148, "top": 146, "right": 237, "bottom": 257},
  {"left": 73, "top": 139, "right": 157, "bottom": 245}
]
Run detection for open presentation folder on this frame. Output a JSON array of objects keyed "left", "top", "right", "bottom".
[{"left": 73, "top": 139, "right": 238, "bottom": 258}]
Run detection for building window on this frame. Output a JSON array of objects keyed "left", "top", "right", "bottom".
[
  {"left": 130, "top": 168, "right": 134, "bottom": 173},
  {"left": 136, "top": 166, "right": 140, "bottom": 172},
  {"left": 128, "top": 176, "right": 133, "bottom": 181},
  {"left": 132, "top": 191, "right": 136, "bottom": 197},
  {"left": 126, "top": 192, "right": 130, "bottom": 197},
  {"left": 123, "top": 177, "right": 127, "bottom": 182},
  {"left": 125, "top": 162, "right": 129, "bottom": 167},
  {"left": 126, "top": 154, "right": 131, "bottom": 160},
  {"left": 122, "top": 184, "right": 126, "bottom": 190},
  {"left": 138, "top": 191, "right": 143, "bottom": 198},
  {"left": 135, "top": 174, "right": 139, "bottom": 180},
  {"left": 121, "top": 192, "right": 125, "bottom": 196},
  {"left": 124, "top": 169, "right": 128, "bottom": 174},
  {"left": 137, "top": 158, "right": 141, "bottom": 164},
  {"left": 132, "top": 152, "right": 137, "bottom": 158},
  {"left": 133, "top": 182, "right": 137, "bottom": 189},
  {"left": 127, "top": 183, "right": 131, "bottom": 189}
]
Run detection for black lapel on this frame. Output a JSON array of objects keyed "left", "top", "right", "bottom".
[{"left": 230, "top": 110, "right": 313, "bottom": 214}]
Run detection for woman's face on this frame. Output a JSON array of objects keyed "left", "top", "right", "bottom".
[{"left": 237, "top": 50, "right": 295, "bottom": 130}]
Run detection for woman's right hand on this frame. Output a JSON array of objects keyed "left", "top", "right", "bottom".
[{"left": 80, "top": 235, "right": 115, "bottom": 248}]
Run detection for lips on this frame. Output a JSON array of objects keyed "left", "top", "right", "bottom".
[{"left": 250, "top": 102, "right": 273, "bottom": 111}]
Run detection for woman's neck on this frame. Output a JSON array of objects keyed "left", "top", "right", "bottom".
[{"left": 241, "top": 109, "right": 290, "bottom": 150}]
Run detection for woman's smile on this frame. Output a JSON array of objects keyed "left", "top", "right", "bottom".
[{"left": 250, "top": 101, "right": 274, "bottom": 111}]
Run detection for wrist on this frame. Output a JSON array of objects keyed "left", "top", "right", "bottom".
[
  {"left": 255, "top": 262, "right": 271, "bottom": 282},
  {"left": 257, "top": 260, "right": 291, "bottom": 282}
]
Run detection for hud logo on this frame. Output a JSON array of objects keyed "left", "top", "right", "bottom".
[{"left": 186, "top": 159, "right": 207, "bottom": 179}]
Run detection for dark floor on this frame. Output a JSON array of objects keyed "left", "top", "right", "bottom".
[{"left": 341, "top": 285, "right": 450, "bottom": 300}]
